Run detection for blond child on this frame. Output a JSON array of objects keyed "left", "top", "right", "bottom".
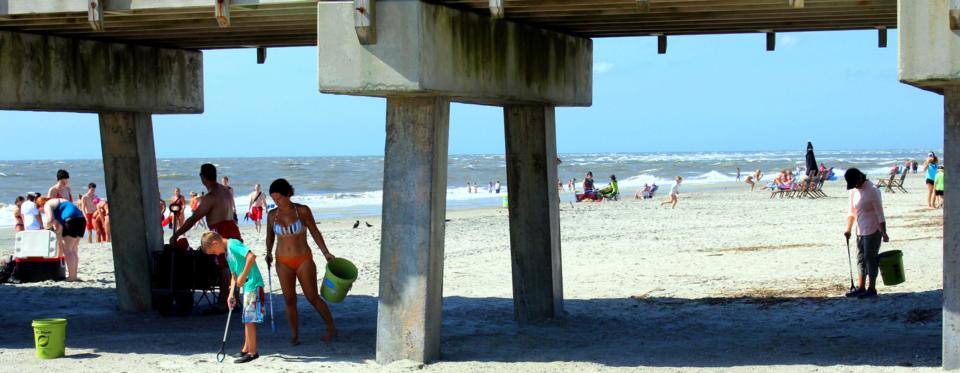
[{"left": 201, "top": 231, "right": 265, "bottom": 363}]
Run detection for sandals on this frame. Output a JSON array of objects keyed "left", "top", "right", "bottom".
[{"left": 234, "top": 353, "right": 259, "bottom": 364}]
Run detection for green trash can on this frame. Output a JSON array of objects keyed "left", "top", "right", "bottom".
[
  {"left": 32, "top": 318, "right": 67, "bottom": 359},
  {"left": 321, "top": 258, "right": 358, "bottom": 303},
  {"left": 878, "top": 250, "right": 905, "bottom": 286}
]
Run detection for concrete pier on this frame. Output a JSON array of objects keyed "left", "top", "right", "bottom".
[
  {"left": 945, "top": 87, "right": 960, "bottom": 370},
  {"left": 898, "top": 1, "right": 960, "bottom": 368},
  {"left": 376, "top": 96, "right": 450, "bottom": 364},
  {"left": 99, "top": 113, "right": 164, "bottom": 312},
  {"left": 503, "top": 105, "right": 564, "bottom": 322}
]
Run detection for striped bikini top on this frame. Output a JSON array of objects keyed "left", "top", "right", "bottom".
[{"left": 273, "top": 205, "right": 304, "bottom": 236}]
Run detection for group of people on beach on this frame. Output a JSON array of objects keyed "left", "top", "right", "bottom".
[
  {"left": 465, "top": 181, "right": 501, "bottom": 194},
  {"left": 162, "top": 164, "right": 338, "bottom": 363},
  {"left": 11, "top": 170, "right": 110, "bottom": 282}
]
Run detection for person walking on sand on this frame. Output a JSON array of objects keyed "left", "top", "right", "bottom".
[
  {"left": 47, "top": 170, "right": 73, "bottom": 202},
  {"left": 248, "top": 184, "right": 267, "bottom": 234},
  {"left": 843, "top": 168, "right": 889, "bottom": 299},
  {"left": 79, "top": 183, "right": 99, "bottom": 243},
  {"left": 923, "top": 152, "right": 939, "bottom": 209},
  {"left": 200, "top": 232, "right": 265, "bottom": 363},
  {"left": 736, "top": 167, "right": 741, "bottom": 182},
  {"left": 95, "top": 200, "right": 110, "bottom": 242},
  {"left": 265, "top": 179, "right": 338, "bottom": 344},
  {"left": 171, "top": 164, "right": 242, "bottom": 314},
  {"left": 39, "top": 197, "right": 86, "bottom": 281},
  {"left": 661, "top": 176, "right": 683, "bottom": 209}
]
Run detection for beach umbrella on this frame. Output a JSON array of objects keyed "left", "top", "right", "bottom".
[{"left": 805, "top": 142, "right": 818, "bottom": 175}]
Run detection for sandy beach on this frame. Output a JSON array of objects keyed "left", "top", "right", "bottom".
[{"left": 0, "top": 176, "right": 944, "bottom": 372}]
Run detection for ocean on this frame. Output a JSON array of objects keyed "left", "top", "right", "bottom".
[{"left": 0, "top": 149, "right": 938, "bottom": 228}]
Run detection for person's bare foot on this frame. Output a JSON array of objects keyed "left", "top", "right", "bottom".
[{"left": 321, "top": 329, "right": 338, "bottom": 342}]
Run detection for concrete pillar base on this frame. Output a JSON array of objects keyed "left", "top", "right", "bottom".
[
  {"left": 944, "top": 86, "right": 960, "bottom": 369},
  {"left": 504, "top": 104, "right": 564, "bottom": 322},
  {"left": 376, "top": 96, "right": 450, "bottom": 364},
  {"left": 99, "top": 112, "right": 163, "bottom": 312}
]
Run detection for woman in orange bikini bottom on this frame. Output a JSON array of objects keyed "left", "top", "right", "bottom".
[{"left": 265, "top": 178, "right": 338, "bottom": 345}]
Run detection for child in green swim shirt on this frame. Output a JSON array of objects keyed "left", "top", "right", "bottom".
[{"left": 201, "top": 231, "right": 265, "bottom": 363}]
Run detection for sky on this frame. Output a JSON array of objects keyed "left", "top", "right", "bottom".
[{"left": 0, "top": 29, "right": 945, "bottom": 160}]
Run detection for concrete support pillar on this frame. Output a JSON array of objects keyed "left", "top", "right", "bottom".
[
  {"left": 377, "top": 96, "right": 450, "bottom": 364},
  {"left": 944, "top": 86, "right": 960, "bottom": 369},
  {"left": 503, "top": 105, "right": 564, "bottom": 322},
  {"left": 98, "top": 112, "right": 163, "bottom": 312}
]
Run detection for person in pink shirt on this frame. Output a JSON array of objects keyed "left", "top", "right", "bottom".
[{"left": 843, "top": 168, "right": 890, "bottom": 299}]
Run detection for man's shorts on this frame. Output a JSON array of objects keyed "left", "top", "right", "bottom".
[
  {"left": 936, "top": 190, "right": 944, "bottom": 196},
  {"left": 85, "top": 213, "right": 94, "bottom": 230},
  {"left": 241, "top": 287, "right": 265, "bottom": 324}
]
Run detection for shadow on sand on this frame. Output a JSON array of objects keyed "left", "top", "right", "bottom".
[{"left": 0, "top": 284, "right": 942, "bottom": 368}]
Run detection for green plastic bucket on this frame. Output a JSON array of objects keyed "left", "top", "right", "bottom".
[
  {"left": 321, "top": 258, "right": 358, "bottom": 303},
  {"left": 878, "top": 250, "right": 905, "bottom": 286},
  {"left": 32, "top": 318, "right": 66, "bottom": 359},
  {"left": 502, "top": 195, "right": 509, "bottom": 208}
]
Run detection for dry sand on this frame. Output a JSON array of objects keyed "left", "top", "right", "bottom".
[{"left": 0, "top": 177, "right": 945, "bottom": 372}]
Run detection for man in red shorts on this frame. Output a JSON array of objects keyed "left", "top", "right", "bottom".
[
  {"left": 247, "top": 183, "right": 267, "bottom": 234},
  {"left": 170, "top": 163, "right": 242, "bottom": 313},
  {"left": 79, "top": 183, "right": 99, "bottom": 243}
]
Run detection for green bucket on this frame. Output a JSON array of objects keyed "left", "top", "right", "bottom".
[
  {"left": 321, "top": 258, "right": 358, "bottom": 303},
  {"left": 32, "top": 318, "right": 66, "bottom": 359},
  {"left": 878, "top": 250, "right": 905, "bottom": 286},
  {"left": 501, "top": 194, "right": 509, "bottom": 208}
]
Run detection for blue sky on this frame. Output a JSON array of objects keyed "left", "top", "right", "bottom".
[{"left": 0, "top": 29, "right": 944, "bottom": 160}]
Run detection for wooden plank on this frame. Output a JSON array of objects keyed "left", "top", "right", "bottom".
[
  {"left": 257, "top": 46, "right": 267, "bottom": 63},
  {"left": 878, "top": 26, "right": 886, "bottom": 48},
  {"left": 355, "top": 0, "right": 376, "bottom": 44},
  {"left": 215, "top": 0, "right": 230, "bottom": 27},
  {"left": 766, "top": 31, "right": 775, "bottom": 51},
  {"left": 657, "top": 34, "right": 666, "bottom": 53}
]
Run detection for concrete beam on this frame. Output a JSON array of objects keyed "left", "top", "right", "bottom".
[
  {"left": 898, "top": 0, "right": 960, "bottom": 93},
  {"left": 0, "top": 31, "right": 202, "bottom": 113},
  {"left": 318, "top": 0, "right": 592, "bottom": 106},
  {"left": 377, "top": 96, "right": 449, "bottom": 364},
  {"left": 99, "top": 112, "right": 164, "bottom": 312},
  {"left": 504, "top": 104, "right": 564, "bottom": 322}
]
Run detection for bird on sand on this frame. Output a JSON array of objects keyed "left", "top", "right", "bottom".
[{"left": 352, "top": 220, "right": 360, "bottom": 229}]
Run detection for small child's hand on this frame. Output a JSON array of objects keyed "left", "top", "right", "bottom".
[{"left": 227, "top": 295, "right": 237, "bottom": 310}]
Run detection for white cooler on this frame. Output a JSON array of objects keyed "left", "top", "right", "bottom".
[{"left": 14, "top": 230, "right": 58, "bottom": 258}]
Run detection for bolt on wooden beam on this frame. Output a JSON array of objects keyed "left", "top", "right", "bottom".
[
  {"left": 354, "top": 0, "right": 376, "bottom": 44},
  {"left": 215, "top": 0, "right": 230, "bottom": 28},
  {"left": 951, "top": 0, "right": 960, "bottom": 30},
  {"left": 88, "top": 0, "right": 104, "bottom": 31},
  {"left": 766, "top": 32, "right": 775, "bottom": 51},
  {"left": 256, "top": 47, "right": 267, "bottom": 64},
  {"left": 788, "top": 0, "right": 804, "bottom": 9},
  {"left": 657, "top": 34, "right": 667, "bottom": 54},
  {"left": 490, "top": 0, "right": 504, "bottom": 18},
  {"left": 637, "top": 0, "right": 651, "bottom": 12},
  {"left": 877, "top": 26, "right": 887, "bottom": 48}
]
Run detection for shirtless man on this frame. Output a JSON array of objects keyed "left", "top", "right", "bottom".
[
  {"left": 170, "top": 164, "right": 240, "bottom": 313},
  {"left": 248, "top": 184, "right": 267, "bottom": 233},
  {"left": 222, "top": 176, "right": 238, "bottom": 223},
  {"left": 48, "top": 169, "right": 73, "bottom": 202},
  {"left": 79, "top": 183, "right": 99, "bottom": 243}
]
